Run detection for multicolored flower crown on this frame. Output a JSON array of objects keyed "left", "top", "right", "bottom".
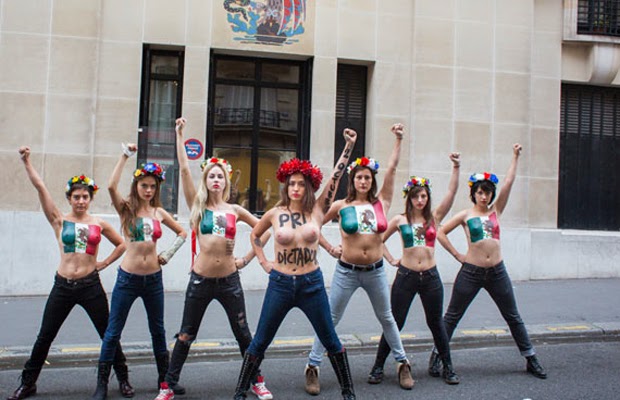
[
  {"left": 346, "top": 157, "right": 379, "bottom": 175},
  {"left": 66, "top": 175, "right": 98, "bottom": 194},
  {"left": 469, "top": 172, "right": 498, "bottom": 187},
  {"left": 402, "top": 176, "right": 431, "bottom": 197},
  {"left": 134, "top": 162, "right": 166, "bottom": 182},
  {"left": 201, "top": 157, "right": 233, "bottom": 177},
  {"left": 276, "top": 158, "right": 323, "bottom": 191}
]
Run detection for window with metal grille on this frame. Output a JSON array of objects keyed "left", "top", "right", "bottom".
[
  {"left": 577, "top": 0, "right": 620, "bottom": 36},
  {"left": 138, "top": 45, "right": 185, "bottom": 214},
  {"left": 207, "top": 54, "right": 312, "bottom": 214},
  {"left": 559, "top": 84, "right": 620, "bottom": 230},
  {"left": 334, "top": 64, "right": 368, "bottom": 200}
]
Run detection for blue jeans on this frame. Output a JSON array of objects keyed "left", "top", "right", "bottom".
[
  {"left": 99, "top": 267, "right": 167, "bottom": 362},
  {"left": 308, "top": 261, "right": 407, "bottom": 367},
  {"left": 443, "top": 261, "right": 535, "bottom": 356},
  {"left": 247, "top": 268, "right": 342, "bottom": 358},
  {"left": 375, "top": 266, "right": 451, "bottom": 367}
]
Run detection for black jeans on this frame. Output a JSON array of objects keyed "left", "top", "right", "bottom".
[
  {"left": 443, "top": 261, "right": 535, "bottom": 356},
  {"left": 165, "top": 270, "right": 254, "bottom": 385},
  {"left": 23, "top": 271, "right": 127, "bottom": 379},
  {"left": 374, "top": 266, "right": 451, "bottom": 367}
]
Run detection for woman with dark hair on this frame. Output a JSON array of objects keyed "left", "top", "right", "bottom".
[
  {"left": 305, "top": 124, "right": 415, "bottom": 393},
  {"left": 92, "top": 143, "right": 187, "bottom": 400},
  {"left": 428, "top": 143, "right": 547, "bottom": 380},
  {"left": 368, "top": 153, "right": 461, "bottom": 386},
  {"left": 10, "top": 146, "right": 132, "bottom": 400},
  {"left": 232, "top": 129, "right": 357, "bottom": 400},
  {"left": 153, "top": 118, "right": 272, "bottom": 400}
]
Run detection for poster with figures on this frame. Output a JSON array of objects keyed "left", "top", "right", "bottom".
[{"left": 214, "top": 0, "right": 315, "bottom": 53}]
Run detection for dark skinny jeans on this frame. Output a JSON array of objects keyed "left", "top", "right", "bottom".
[
  {"left": 442, "top": 261, "right": 535, "bottom": 357},
  {"left": 165, "top": 270, "right": 255, "bottom": 386},
  {"left": 374, "top": 266, "right": 451, "bottom": 368}
]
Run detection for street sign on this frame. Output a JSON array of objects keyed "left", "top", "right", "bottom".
[{"left": 184, "top": 138, "right": 204, "bottom": 160}]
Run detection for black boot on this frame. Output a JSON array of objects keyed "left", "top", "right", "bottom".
[
  {"left": 441, "top": 356, "right": 460, "bottom": 385},
  {"left": 91, "top": 361, "right": 112, "bottom": 400},
  {"left": 526, "top": 355, "right": 547, "bottom": 379},
  {"left": 155, "top": 352, "right": 170, "bottom": 389},
  {"left": 114, "top": 363, "right": 135, "bottom": 398},
  {"left": 233, "top": 353, "right": 263, "bottom": 400},
  {"left": 367, "top": 364, "right": 384, "bottom": 384},
  {"left": 328, "top": 350, "right": 356, "bottom": 400},
  {"left": 7, "top": 369, "right": 39, "bottom": 400},
  {"left": 428, "top": 351, "right": 441, "bottom": 377}
]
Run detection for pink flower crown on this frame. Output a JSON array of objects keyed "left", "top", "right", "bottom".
[
  {"left": 276, "top": 158, "right": 323, "bottom": 191},
  {"left": 201, "top": 157, "right": 233, "bottom": 177},
  {"left": 66, "top": 175, "right": 99, "bottom": 194},
  {"left": 468, "top": 172, "right": 498, "bottom": 187},
  {"left": 346, "top": 157, "right": 379, "bottom": 174},
  {"left": 134, "top": 162, "right": 166, "bottom": 182},
  {"left": 402, "top": 176, "right": 431, "bottom": 197}
]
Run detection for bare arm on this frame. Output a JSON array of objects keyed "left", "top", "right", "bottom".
[
  {"left": 433, "top": 152, "right": 461, "bottom": 223},
  {"left": 97, "top": 219, "right": 126, "bottom": 271},
  {"left": 436, "top": 210, "right": 467, "bottom": 263},
  {"left": 175, "top": 117, "right": 198, "bottom": 208},
  {"left": 108, "top": 144, "right": 135, "bottom": 214},
  {"left": 319, "top": 233, "right": 341, "bottom": 259},
  {"left": 18, "top": 146, "right": 62, "bottom": 230},
  {"left": 316, "top": 129, "right": 357, "bottom": 216},
  {"left": 235, "top": 205, "right": 272, "bottom": 269},
  {"left": 378, "top": 123, "right": 404, "bottom": 212},
  {"left": 382, "top": 216, "right": 400, "bottom": 266},
  {"left": 322, "top": 199, "right": 342, "bottom": 225},
  {"left": 493, "top": 144, "right": 522, "bottom": 215},
  {"left": 250, "top": 209, "right": 275, "bottom": 273}
]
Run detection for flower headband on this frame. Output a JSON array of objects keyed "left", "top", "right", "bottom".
[
  {"left": 468, "top": 172, "right": 498, "bottom": 187},
  {"left": 402, "top": 176, "right": 431, "bottom": 197},
  {"left": 276, "top": 158, "right": 323, "bottom": 191},
  {"left": 346, "top": 157, "right": 379, "bottom": 175},
  {"left": 66, "top": 175, "right": 99, "bottom": 194},
  {"left": 201, "top": 157, "right": 233, "bottom": 177},
  {"left": 134, "top": 162, "right": 166, "bottom": 182}
]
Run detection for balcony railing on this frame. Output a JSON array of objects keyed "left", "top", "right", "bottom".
[{"left": 577, "top": 0, "right": 620, "bottom": 36}]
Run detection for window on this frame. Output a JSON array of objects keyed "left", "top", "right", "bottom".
[
  {"left": 559, "top": 84, "right": 620, "bottom": 230},
  {"left": 207, "top": 54, "right": 312, "bottom": 213},
  {"left": 334, "top": 64, "right": 368, "bottom": 200},
  {"left": 138, "top": 46, "right": 185, "bottom": 214},
  {"left": 577, "top": 0, "right": 620, "bottom": 36}
]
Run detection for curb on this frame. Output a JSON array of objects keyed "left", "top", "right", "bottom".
[{"left": 1, "top": 322, "right": 619, "bottom": 370}]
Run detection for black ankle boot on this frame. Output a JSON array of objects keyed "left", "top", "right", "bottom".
[
  {"left": 526, "top": 355, "right": 547, "bottom": 379},
  {"left": 92, "top": 361, "right": 112, "bottom": 400},
  {"left": 328, "top": 350, "right": 356, "bottom": 400},
  {"left": 155, "top": 352, "right": 170, "bottom": 389},
  {"left": 234, "top": 353, "right": 263, "bottom": 400},
  {"left": 7, "top": 369, "right": 39, "bottom": 400},
  {"left": 114, "top": 363, "right": 135, "bottom": 398},
  {"left": 441, "top": 357, "right": 460, "bottom": 385},
  {"left": 428, "top": 351, "right": 441, "bottom": 377},
  {"left": 367, "top": 364, "right": 384, "bottom": 384}
]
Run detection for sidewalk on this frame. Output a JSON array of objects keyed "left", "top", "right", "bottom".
[{"left": 1, "top": 278, "right": 619, "bottom": 369}]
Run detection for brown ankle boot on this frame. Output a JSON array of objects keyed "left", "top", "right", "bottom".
[
  {"left": 397, "top": 361, "right": 415, "bottom": 390},
  {"left": 304, "top": 364, "right": 320, "bottom": 395}
]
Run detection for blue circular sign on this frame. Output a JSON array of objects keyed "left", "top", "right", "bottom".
[{"left": 184, "top": 139, "right": 204, "bottom": 160}]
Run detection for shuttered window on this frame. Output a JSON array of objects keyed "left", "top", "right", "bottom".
[
  {"left": 334, "top": 64, "right": 368, "bottom": 200},
  {"left": 559, "top": 83, "right": 620, "bottom": 230}
]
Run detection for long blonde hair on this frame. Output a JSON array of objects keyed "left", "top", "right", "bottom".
[{"left": 189, "top": 163, "right": 231, "bottom": 230}]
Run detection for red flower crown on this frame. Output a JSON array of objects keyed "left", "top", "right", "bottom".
[{"left": 276, "top": 158, "right": 323, "bottom": 191}]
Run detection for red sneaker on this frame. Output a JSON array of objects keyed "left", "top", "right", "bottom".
[
  {"left": 154, "top": 382, "right": 175, "bottom": 400},
  {"left": 250, "top": 375, "right": 273, "bottom": 400}
]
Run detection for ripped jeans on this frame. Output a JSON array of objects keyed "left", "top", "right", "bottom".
[{"left": 165, "top": 270, "right": 254, "bottom": 386}]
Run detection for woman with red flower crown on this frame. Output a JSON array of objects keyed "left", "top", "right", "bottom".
[
  {"left": 9, "top": 147, "right": 133, "bottom": 400},
  {"left": 427, "top": 143, "right": 547, "bottom": 380},
  {"left": 91, "top": 143, "right": 187, "bottom": 400},
  {"left": 152, "top": 118, "right": 273, "bottom": 400},
  {"left": 232, "top": 129, "right": 357, "bottom": 400},
  {"left": 304, "top": 123, "right": 415, "bottom": 394}
]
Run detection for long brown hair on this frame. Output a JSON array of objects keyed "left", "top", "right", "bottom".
[
  {"left": 405, "top": 186, "right": 433, "bottom": 226},
  {"left": 345, "top": 166, "right": 378, "bottom": 204},
  {"left": 119, "top": 175, "right": 163, "bottom": 236},
  {"left": 276, "top": 173, "right": 315, "bottom": 214}
]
